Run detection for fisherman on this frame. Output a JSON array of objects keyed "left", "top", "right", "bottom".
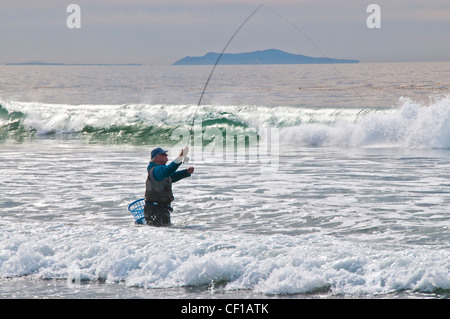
[{"left": 144, "top": 146, "right": 194, "bottom": 226}]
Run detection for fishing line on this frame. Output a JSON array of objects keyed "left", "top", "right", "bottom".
[
  {"left": 188, "top": 4, "right": 342, "bottom": 137},
  {"left": 261, "top": 5, "right": 343, "bottom": 77}
]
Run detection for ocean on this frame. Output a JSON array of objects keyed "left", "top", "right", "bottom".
[{"left": 0, "top": 62, "right": 449, "bottom": 301}]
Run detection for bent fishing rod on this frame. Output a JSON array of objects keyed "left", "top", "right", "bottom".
[
  {"left": 183, "top": 5, "right": 262, "bottom": 163},
  {"left": 189, "top": 5, "right": 263, "bottom": 135},
  {"left": 185, "top": 4, "right": 341, "bottom": 160}
]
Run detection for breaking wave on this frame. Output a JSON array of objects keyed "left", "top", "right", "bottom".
[
  {"left": 1, "top": 95, "right": 449, "bottom": 148},
  {"left": 280, "top": 96, "right": 450, "bottom": 149}
]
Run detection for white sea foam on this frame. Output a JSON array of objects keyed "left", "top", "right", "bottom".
[
  {"left": 0, "top": 221, "right": 448, "bottom": 296},
  {"left": 279, "top": 96, "right": 450, "bottom": 149}
]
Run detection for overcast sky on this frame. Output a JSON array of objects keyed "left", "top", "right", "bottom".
[{"left": 1, "top": 0, "right": 449, "bottom": 64}]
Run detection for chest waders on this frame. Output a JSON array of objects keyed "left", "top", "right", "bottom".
[{"left": 144, "top": 166, "right": 174, "bottom": 226}]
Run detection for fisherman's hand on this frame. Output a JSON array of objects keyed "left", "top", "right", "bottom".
[
  {"left": 176, "top": 146, "right": 189, "bottom": 163},
  {"left": 187, "top": 167, "right": 194, "bottom": 174},
  {"left": 179, "top": 146, "right": 189, "bottom": 157}
]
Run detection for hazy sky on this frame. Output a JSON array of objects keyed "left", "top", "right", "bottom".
[{"left": 1, "top": 0, "right": 449, "bottom": 64}]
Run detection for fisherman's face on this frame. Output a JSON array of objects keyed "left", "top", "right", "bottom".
[{"left": 154, "top": 153, "right": 168, "bottom": 165}]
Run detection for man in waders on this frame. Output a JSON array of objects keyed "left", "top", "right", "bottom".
[{"left": 144, "top": 146, "right": 194, "bottom": 226}]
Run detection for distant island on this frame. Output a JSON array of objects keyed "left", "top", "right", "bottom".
[
  {"left": 173, "top": 49, "right": 359, "bottom": 65},
  {"left": 5, "top": 61, "right": 142, "bottom": 66}
]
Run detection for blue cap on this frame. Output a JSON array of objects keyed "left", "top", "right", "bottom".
[{"left": 151, "top": 147, "right": 168, "bottom": 159}]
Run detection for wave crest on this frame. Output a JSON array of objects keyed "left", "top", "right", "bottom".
[
  {"left": 1, "top": 96, "right": 449, "bottom": 148},
  {"left": 280, "top": 96, "right": 450, "bottom": 149}
]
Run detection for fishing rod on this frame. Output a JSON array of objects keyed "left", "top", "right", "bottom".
[
  {"left": 188, "top": 5, "right": 340, "bottom": 133},
  {"left": 185, "top": 4, "right": 341, "bottom": 160},
  {"left": 184, "top": 5, "right": 262, "bottom": 163},
  {"left": 189, "top": 5, "right": 263, "bottom": 135}
]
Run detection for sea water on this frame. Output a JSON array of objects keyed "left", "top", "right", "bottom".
[{"left": 0, "top": 63, "right": 449, "bottom": 299}]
